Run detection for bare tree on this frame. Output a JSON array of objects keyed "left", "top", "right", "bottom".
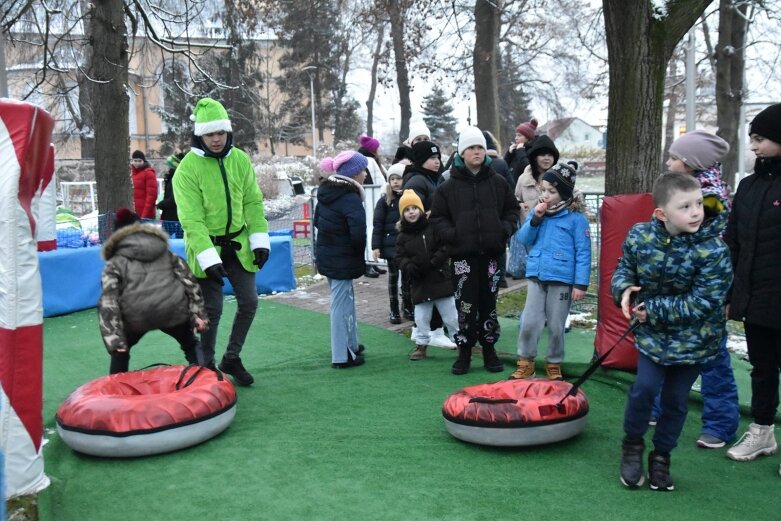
[
  {"left": 473, "top": 0, "right": 501, "bottom": 141},
  {"left": 603, "top": 0, "right": 712, "bottom": 196},
  {"left": 714, "top": 0, "right": 751, "bottom": 187}
]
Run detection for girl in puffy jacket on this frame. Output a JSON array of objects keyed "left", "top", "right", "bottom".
[
  {"left": 98, "top": 208, "right": 207, "bottom": 374},
  {"left": 372, "top": 164, "right": 408, "bottom": 324},
  {"left": 510, "top": 163, "right": 591, "bottom": 381}
]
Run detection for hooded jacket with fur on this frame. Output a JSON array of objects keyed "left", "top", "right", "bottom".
[
  {"left": 314, "top": 175, "right": 367, "bottom": 280},
  {"left": 98, "top": 222, "right": 206, "bottom": 353}
]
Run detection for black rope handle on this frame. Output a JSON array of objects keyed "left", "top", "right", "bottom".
[{"left": 468, "top": 397, "right": 518, "bottom": 404}]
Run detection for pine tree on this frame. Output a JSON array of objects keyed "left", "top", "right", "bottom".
[{"left": 421, "top": 86, "right": 458, "bottom": 148}]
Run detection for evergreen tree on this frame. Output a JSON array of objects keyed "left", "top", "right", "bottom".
[
  {"left": 421, "top": 86, "right": 458, "bottom": 148},
  {"left": 153, "top": 60, "right": 193, "bottom": 156},
  {"left": 498, "top": 47, "right": 532, "bottom": 150},
  {"left": 270, "top": 0, "right": 343, "bottom": 144}
]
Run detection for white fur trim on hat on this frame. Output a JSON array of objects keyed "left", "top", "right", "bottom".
[
  {"left": 191, "top": 97, "right": 233, "bottom": 136},
  {"left": 458, "top": 126, "right": 487, "bottom": 156},
  {"left": 194, "top": 119, "right": 233, "bottom": 136}
]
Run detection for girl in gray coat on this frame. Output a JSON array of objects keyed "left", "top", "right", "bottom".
[{"left": 98, "top": 208, "right": 208, "bottom": 374}]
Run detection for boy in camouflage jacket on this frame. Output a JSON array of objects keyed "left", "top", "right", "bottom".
[
  {"left": 99, "top": 208, "right": 207, "bottom": 374},
  {"left": 612, "top": 173, "right": 733, "bottom": 492}
]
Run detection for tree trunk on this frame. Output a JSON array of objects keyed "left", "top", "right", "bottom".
[
  {"left": 473, "top": 0, "right": 501, "bottom": 142},
  {"left": 88, "top": 0, "right": 131, "bottom": 214},
  {"left": 715, "top": 0, "right": 748, "bottom": 188},
  {"left": 366, "top": 23, "right": 385, "bottom": 137},
  {"left": 663, "top": 57, "right": 682, "bottom": 157},
  {"left": 603, "top": 0, "right": 712, "bottom": 196},
  {"left": 389, "top": 8, "right": 410, "bottom": 144}
]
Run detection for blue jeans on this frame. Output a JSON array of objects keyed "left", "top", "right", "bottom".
[
  {"left": 198, "top": 247, "right": 258, "bottom": 365},
  {"left": 624, "top": 353, "right": 703, "bottom": 455},
  {"left": 650, "top": 333, "right": 739, "bottom": 442},
  {"left": 327, "top": 278, "right": 360, "bottom": 364}
]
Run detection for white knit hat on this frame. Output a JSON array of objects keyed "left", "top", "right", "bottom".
[
  {"left": 190, "top": 98, "right": 233, "bottom": 136},
  {"left": 458, "top": 126, "right": 487, "bottom": 156},
  {"left": 407, "top": 121, "right": 431, "bottom": 142}
]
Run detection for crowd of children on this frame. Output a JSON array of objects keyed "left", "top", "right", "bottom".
[{"left": 98, "top": 101, "right": 781, "bottom": 489}]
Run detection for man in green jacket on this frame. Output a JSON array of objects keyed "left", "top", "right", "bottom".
[{"left": 173, "top": 97, "right": 270, "bottom": 386}]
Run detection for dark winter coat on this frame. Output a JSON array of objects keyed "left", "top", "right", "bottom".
[
  {"left": 371, "top": 190, "right": 401, "bottom": 260},
  {"left": 314, "top": 175, "right": 367, "bottom": 280},
  {"left": 504, "top": 146, "right": 530, "bottom": 186},
  {"left": 395, "top": 216, "right": 453, "bottom": 305},
  {"left": 430, "top": 156, "right": 520, "bottom": 257},
  {"left": 488, "top": 154, "right": 514, "bottom": 188},
  {"left": 157, "top": 168, "right": 179, "bottom": 222},
  {"left": 724, "top": 156, "right": 781, "bottom": 327},
  {"left": 98, "top": 222, "right": 205, "bottom": 353},
  {"left": 611, "top": 218, "right": 733, "bottom": 366},
  {"left": 402, "top": 164, "right": 442, "bottom": 211}
]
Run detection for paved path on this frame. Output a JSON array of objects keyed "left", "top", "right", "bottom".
[{"left": 266, "top": 270, "right": 527, "bottom": 334}]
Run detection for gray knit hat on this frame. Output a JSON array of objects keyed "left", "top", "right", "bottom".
[{"left": 668, "top": 130, "right": 729, "bottom": 171}]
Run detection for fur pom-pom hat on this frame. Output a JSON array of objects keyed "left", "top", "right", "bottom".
[
  {"left": 516, "top": 118, "right": 538, "bottom": 140},
  {"left": 320, "top": 151, "right": 369, "bottom": 178},
  {"left": 399, "top": 189, "right": 424, "bottom": 214},
  {"left": 749, "top": 102, "right": 781, "bottom": 145},
  {"left": 190, "top": 98, "right": 233, "bottom": 136},
  {"left": 113, "top": 207, "right": 141, "bottom": 231},
  {"left": 542, "top": 163, "right": 577, "bottom": 201},
  {"left": 668, "top": 130, "right": 729, "bottom": 171},
  {"left": 359, "top": 135, "right": 381, "bottom": 155}
]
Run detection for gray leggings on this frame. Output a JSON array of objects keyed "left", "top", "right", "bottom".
[{"left": 516, "top": 279, "right": 572, "bottom": 363}]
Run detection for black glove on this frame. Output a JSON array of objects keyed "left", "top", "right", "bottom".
[
  {"left": 405, "top": 263, "right": 420, "bottom": 279},
  {"left": 253, "top": 248, "right": 270, "bottom": 269},
  {"left": 205, "top": 264, "right": 228, "bottom": 286}
]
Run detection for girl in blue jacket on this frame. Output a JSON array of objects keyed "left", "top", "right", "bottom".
[{"left": 510, "top": 163, "right": 591, "bottom": 380}]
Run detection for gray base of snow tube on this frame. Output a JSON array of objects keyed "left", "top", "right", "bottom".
[{"left": 444, "top": 414, "right": 588, "bottom": 447}]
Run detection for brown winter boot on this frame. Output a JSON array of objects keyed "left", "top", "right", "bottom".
[{"left": 409, "top": 345, "right": 427, "bottom": 361}]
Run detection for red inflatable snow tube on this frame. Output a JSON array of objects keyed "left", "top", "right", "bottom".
[
  {"left": 56, "top": 365, "right": 237, "bottom": 457},
  {"left": 442, "top": 379, "right": 589, "bottom": 446}
]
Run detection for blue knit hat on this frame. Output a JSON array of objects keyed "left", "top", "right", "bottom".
[{"left": 320, "top": 151, "right": 368, "bottom": 178}]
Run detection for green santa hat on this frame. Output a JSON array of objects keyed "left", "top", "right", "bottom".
[{"left": 190, "top": 98, "right": 233, "bottom": 136}]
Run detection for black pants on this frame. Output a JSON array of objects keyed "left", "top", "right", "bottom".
[
  {"left": 451, "top": 254, "right": 501, "bottom": 349},
  {"left": 109, "top": 320, "right": 199, "bottom": 374},
  {"left": 744, "top": 323, "right": 781, "bottom": 425}
]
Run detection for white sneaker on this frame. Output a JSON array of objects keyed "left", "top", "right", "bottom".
[
  {"left": 726, "top": 423, "right": 777, "bottom": 461},
  {"left": 429, "top": 328, "right": 457, "bottom": 349}
]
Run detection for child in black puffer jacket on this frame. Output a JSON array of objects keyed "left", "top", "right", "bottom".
[
  {"left": 372, "top": 164, "right": 410, "bottom": 324},
  {"left": 395, "top": 190, "right": 459, "bottom": 361}
]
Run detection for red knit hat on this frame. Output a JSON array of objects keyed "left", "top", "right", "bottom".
[{"left": 515, "top": 118, "right": 539, "bottom": 140}]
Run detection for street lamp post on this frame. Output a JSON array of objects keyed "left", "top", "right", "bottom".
[{"left": 302, "top": 65, "right": 318, "bottom": 160}]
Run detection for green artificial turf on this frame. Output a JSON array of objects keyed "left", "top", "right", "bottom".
[{"left": 37, "top": 300, "right": 780, "bottom": 520}]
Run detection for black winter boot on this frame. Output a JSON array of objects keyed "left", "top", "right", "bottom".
[
  {"left": 219, "top": 355, "right": 254, "bottom": 386},
  {"left": 389, "top": 296, "right": 402, "bottom": 325},
  {"left": 620, "top": 437, "right": 645, "bottom": 488},
  {"left": 452, "top": 345, "right": 472, "bottom": 375},
  {"left": 648, "top": 451, "right": 674, "bottom": 491},
  {"left": 482, "top": 345, "right": 504, "bottom": 372}
]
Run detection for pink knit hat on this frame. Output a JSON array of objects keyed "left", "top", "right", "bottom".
[
  {"left": 516, "top": 118, "right": 539, "bottom": 140},
  {"left": 359, "top": 135, "right": 380, "bottom": 155},
  {"left": 320, "top": 151, "right": 369, "bottom": 178}
]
